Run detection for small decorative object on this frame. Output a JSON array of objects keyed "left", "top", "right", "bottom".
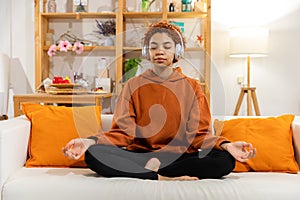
[
  {"left": 181, "top": 0, "right": 192, "bottom": 12},
  {"left": 76, "top": 2, "right": 86, "bottom": 12},
  {"left": 123, "top": 58, "right": 142, "bottom": 82},
  {"left": 97, "top": 57, "right": 108, "bottom": 78},
  {"left": 48, "top": 0, "right": 57, "bottom": 13},
  {"left": 94, "top": 78, "right": 111, "bottom": 93},
  {"left": 142, "top": 0, "right": 150, "bottom": 12},
  {"left": 95, "top": 19, "right": 116, "bottom": 46},
  {"left": 194, "top": 0, "right": 207, "bottom": 12},
  {"left": 95, "top": 19, "right": 116, "bottom": 36},
  {"left": 65, "top": 0, "right": 73, "bottom": 12},
  {"left": 141, "top": 0, "right": 156, "bottom": 12},
  {"left": 52, "top": 76, "right": 71, "bottom": 84},
  {"left": 169, "top": 2, "right": 175, "bottom": 12},
  {"left": 73, "top": 0, "right": 88, "bottom": 12},
  {"left": 56, "top": 31, "right": 94, "bottom": 46},
  {"left": 48, "top": 40, "right": 84, "bottom": 57},
  {"left": 103, "top": 37, "right": 114, "bottom": 46},
  {"left": 73, "top": 72, "right": 83, "bottom": 83},
  {"left": 45, "top": 30, "right": 54, "bottom": 46},
  {"left": 197, "top": 35, "right": 204, "bottom": 47},
  {"left": 47, "top": 40, "right": 84, "bottom": 76}
]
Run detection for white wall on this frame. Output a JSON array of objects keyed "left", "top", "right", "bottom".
[
  {"left": 0, "top": 0, "right": 11, "bottom": 115},
  {"left": 0, "top": 0, "right": 34, "bottom": 95},
  {"left": 3, "top": 0, "right": 300, "bottom": 116},
  {"left": 211, "top": 0, "right": 300, "bottom": 116},
  {"left": 10, "top": 0, "right": 35, "bottom": 94}
]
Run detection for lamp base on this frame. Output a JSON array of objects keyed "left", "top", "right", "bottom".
[{"left": 233, "top": 86, "right": 261, "bottom": 116}]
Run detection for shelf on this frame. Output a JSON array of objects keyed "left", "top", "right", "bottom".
[
  {"left": 167, "top": 12, "right": 207, "bottom": 18},
  {"left": 123, "top": 12, "right": 163, "bottom": 18},
  {"left": 35, "top": 0, "right": 211, "bottom": 99},
  {"left": 43, "top": 46, "right": 116, "bottom": 51},
  {"left": 41, "top": 12, "right": 116, "bottom": 19},
  {"left": 123, "top": 11, "right": 207, "bottom": 19}
]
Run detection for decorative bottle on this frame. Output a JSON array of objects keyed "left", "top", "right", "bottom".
[
  {"left": 169, "top": 2, "right": 175, "bottom": 12},
  {"left": 48, "top": 0, "right": 57, "bottom": 13},
  {"left": 141, "top": 0, "right": 150, "bottom": 12}
]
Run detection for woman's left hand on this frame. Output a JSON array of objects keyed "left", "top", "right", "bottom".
[{"left": 221, "top": 142, "right": 256, "bottom": 162}]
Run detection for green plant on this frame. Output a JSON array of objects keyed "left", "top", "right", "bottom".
[{"left": 123, "top": 58, "right": 142, "bottom": 82}]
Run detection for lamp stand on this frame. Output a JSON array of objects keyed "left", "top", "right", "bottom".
[{"left": 233, "top": 56, "right": 261, "bottom": 116}]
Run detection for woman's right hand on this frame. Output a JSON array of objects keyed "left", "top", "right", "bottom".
[{"left": 62, "top": 138, "right": 96, "bottom": 160}]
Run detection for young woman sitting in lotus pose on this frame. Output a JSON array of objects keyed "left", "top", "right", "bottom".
[{"left": 63, "top": 21, "right": 256, "bottom": 181}]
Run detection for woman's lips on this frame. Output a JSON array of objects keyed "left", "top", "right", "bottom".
[{"left": 155, "top": 58, "right": 166, "bottom": 62}]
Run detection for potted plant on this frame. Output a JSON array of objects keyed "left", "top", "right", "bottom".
[
  {"left": 123, "top": 58, "right": 142, "bottom": 82},
  {"left": 95, "top": 19, "right": 116, "bottom": 46}
]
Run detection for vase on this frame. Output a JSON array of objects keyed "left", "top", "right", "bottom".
[
  {"left": 103, "top": 37, "right": 114, "bottom": 46},
  {"left": 48, "top": 0, "right": 57, "bottom": 13}
]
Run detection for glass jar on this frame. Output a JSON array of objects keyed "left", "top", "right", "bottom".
[{"left": 181, "top": 0, "right": 192, "bottom": 12}]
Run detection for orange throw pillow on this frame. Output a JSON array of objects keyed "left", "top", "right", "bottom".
[
  {"left": 22, "top": 103, "right": 102, "bottom": 167},
  {"left": 219, "top": 115, "right": 299, "bottom": 173}
]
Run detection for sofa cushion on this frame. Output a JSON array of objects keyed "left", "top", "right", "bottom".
[
  {"left": 3, "top": 167, "right": 300, "bottom": 200},
  {"left": 217, "top": 115, "right": 299, "bottom": 173},
  {"left": 22, "top": 103, "right": 102, "bottom": 167}
]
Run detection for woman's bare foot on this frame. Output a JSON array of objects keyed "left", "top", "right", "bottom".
[
  {"left": 158, "top": 175, "right": 199, "bottom": 181},
  {"left": 144, "top": 158, "right": 161, "bottom": 172}
]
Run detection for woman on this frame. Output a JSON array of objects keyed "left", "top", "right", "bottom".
[{"left": 63, "top": 21, "right": 256, "bottom": 181}]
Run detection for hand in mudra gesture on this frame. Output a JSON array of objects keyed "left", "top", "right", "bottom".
[
  {"left": 62, "top": 138, "right": 96, "bottom": 160},
  {"left": 221, "top": 141, "right": 256, "bottom": 162}
]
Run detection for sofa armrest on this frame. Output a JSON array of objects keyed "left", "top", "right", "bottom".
[
  {"left": 292, "top": 119, "right": 300, "bottom": 168},
  {"left": 0, "top": 116, "right": 31, "bottom": 189}
]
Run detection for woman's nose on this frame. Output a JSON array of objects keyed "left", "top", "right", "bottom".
[{"left": 155, "top": 48, "right": 165, "bottom": 55}]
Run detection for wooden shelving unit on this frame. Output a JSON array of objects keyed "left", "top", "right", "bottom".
[{"left": 34, "top": 0, "right": 211, "bottom": 101}]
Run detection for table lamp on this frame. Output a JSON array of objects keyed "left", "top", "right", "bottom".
[{"left": 229, "top": 27, "right": 269, "bottom": 116}]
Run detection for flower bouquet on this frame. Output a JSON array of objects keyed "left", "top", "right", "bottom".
[{"left": 46, "top": 40, "right": 88, "bottom": 94}]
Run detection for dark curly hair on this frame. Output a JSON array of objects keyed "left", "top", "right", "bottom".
[{"left": 143, "top": 20, "right": 186, "bottom": 63}]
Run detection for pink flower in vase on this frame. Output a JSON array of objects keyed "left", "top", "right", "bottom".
[
  {"left": 58, "top": 40, "right": 72, "bottom": 52},
  {"left": 47, "top": 44, "right": 57, "bottom": 56},
  {"left": 72, "top": 42, "right": 84, "bottom": 54},
  {"left": 47, "top": 40, "right": 85, "bottom": 72}
]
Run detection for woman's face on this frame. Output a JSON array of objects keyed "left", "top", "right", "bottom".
[{"left": 148, "top": 32, "right": 176, "bottom": 68}]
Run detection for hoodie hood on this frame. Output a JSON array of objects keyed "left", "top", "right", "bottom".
[{"left": 140, "top": 67, "right": 187, "bottom": 83}]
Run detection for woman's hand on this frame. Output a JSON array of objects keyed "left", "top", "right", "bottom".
[
  {"left": 62, "top": 138, "right": 96, "bottom": 160},
  {"left": 221, "top": 141, "right": 256, "bottom": 162}
]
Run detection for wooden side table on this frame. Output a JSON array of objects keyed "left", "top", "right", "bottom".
[{"left": 13, "top": 93, "right": 112, "bottom": 117}]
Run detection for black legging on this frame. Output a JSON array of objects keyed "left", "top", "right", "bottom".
[{"left": 85, "top": 144, "right": 235, "bottom": 180}]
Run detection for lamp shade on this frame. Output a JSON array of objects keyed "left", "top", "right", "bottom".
[{"left": 229, "top": 27, "right": 269, "bottom": 58}]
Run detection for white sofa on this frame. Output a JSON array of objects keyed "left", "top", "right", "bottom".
[{"left": 1, "top": 115, "right": 300, "bottom": 200}]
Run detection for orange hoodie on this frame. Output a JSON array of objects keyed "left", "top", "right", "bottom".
[{"left": 94, "top": 68, "right": 229, "bottom": 153}]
